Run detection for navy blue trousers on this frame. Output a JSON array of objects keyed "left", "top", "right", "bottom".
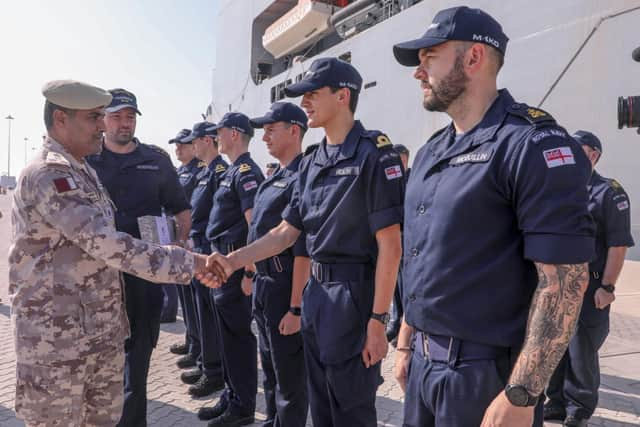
[
  {"left": 160, "top": 284, "right": 178, "bottom": 321},
  {"left": 403, "top": 334, "right": 543, "bottom": 427},
  {"left": 117, "top": 274, "right": 163, "bottom": 427},
  {"left": 177, "top": 280, "right": 201, "bottom": 357},
  {"left": 210, "top": 242, "right": 257, "bottom": 415},
  {"left": 254, "top": 256, "right": 308, "bottom": 427},
  {"left": 192, "top": 242, "right": 222, "bottom": 378},
  {"left": 546, "top": 277, "right": 610, "bottom": 419},
  {"left": 302, "top": 267, "right": 382, "bottom": 427}
]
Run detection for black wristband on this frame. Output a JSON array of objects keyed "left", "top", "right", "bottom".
[
  {"left": 244, "top": 270, "right": 255, "bottom": 279},
  {"left": 288, "top": 306, "right": 301, "bottom": 316},
  {"left": 600, "top": 283, "right": 615, "bottom": 293}
]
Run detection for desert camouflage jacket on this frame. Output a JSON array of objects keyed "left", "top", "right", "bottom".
[{"left": 9, "top": 137, "right": 195, "bottom": 364}]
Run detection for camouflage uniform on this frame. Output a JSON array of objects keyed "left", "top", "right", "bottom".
[{"left": 9, "top": 137, "right": 195, "bottom": 426}]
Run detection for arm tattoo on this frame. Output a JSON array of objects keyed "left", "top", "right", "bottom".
[{"left": 509, "top": 262, "right": 588, "bottom": 395}]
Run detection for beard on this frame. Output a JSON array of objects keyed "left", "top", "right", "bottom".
[
  {"left": 423, "top": 53, "right": 469, "bottom": 112},
  {"left": 108, "top": 129, "right": 133, "bottom": 146}
]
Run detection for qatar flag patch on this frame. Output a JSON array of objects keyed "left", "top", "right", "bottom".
[
  {"left": 384, "top": 165, "right": 403, "bottom": 181},
  {"left": 543, "top": 147, "right": 575, "bottom": 168},
  {"left": 243, "top": 181, "right": 258, "bottom": 191},
  {"left": 53, "top": 176, "right": 79, "bottom": 193}
]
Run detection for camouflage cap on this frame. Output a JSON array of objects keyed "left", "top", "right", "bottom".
[{"left": 42, "top": 80, "right": 112, "bottom": 110}]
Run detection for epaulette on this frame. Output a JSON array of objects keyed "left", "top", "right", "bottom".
[
  {"left": 45, "top": 151, "right": 70, "bottom": 167},
  {"left": 197, "top": 161, "right": 207, "bottom": 168},
  {"left": 215, "top": 163, "right": 226, "bottom": 173},
  {"left": 608, "top": 178, "right": 625, "bottom": 193},
  {"left": 507, "top": 103, "right": 556, "bottom": 126},
  {"left": 363, "top": 130, "right": 393, "bottom": 149},
  {"left": 238, "top": 163, "right": 252, "bottom": 173},
  {"left": 304, "top": 143, "right": 320, "bottom": 156},
  {"left": 146, "top": 144, "right": 171, "bottom": 158}
]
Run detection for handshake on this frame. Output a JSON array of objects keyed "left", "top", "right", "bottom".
[{"left": 192, "top": 252, "right": 238, "bottom": 288}]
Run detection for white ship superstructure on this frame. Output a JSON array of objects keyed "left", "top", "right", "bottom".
[{"left": 208, "top": 0, "right": 640, "bottom": 258}]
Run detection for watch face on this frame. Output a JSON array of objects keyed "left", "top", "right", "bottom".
[{"left": 506, "top": 385, "right": 529, "bottom": 407}]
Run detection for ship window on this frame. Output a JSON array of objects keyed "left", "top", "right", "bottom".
[
  {"left": 338, "top": 52, "right": 352, "bottom": 63},
  {"left": 271, "top": 79, "right": 293, "bottom": 103}
]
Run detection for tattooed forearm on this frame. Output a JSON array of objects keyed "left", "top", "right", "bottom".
[{"left": 509, "top": 262, "right": 588, "bottom": 395}]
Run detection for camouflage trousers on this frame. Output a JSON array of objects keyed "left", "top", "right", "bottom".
[{"left": 15, "top": 345, "right": 124, "bottom": 427}]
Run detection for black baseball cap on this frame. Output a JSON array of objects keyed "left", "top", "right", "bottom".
[
  {"left": 169, "top": 129, "right": 192, "bottom": 144},
  {"left": 284, "top": 57, "right": 363, "bottom": 97},
  {"left": 393, "top": 6, "right": 508, "bottom": 67},
  {"left": 573, "top": 130, "right": 602, "bottom": 154},
  {"left": 106, "top": 88, "right": 142, "bottom": 115},
  {"left": 212, "top": 112, "right": 254, "bottom": 138},
  {"left": 180, "top": 121, "right": 217, "bottom": 143},
  {"left": 250, "top": 102, "right": 308, "bottom": 130}
]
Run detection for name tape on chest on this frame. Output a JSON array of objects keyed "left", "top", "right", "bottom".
[
  {"left": 543, "top": 147, "right": 575, "bottom": 168},
  {"left": 331, "top": 166, "right": 360, "bottom": 176},
  {"left": 180, "top": 173, "right": 192, "bottom": 179},
  {"left": 450, "top": 151, "right": 492, "bottom": 166},
  {"left": 53, "top": 176, "right": 79, "bottom": 193},
  {"left": 243, "top": 180, "right": 258, "bottom": 191},
  {"left": 384, "top": 165, "right": 403, "bottom": 180},
  {"left": 617, "top": 200, "right": 629, "bottom": 211},
  {"left": 198, "top": 179, "right": 208, "bottom": 186},
  {"left": 137, "top": 164, "right": 160, "bottom": 171},
  {"left": 220, "top": 180, "right": 231, "bottom": 188},
  {"left": 272, "top": 180, "right": 289, "bottom": 188}
]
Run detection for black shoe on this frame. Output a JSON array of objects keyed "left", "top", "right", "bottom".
[
  {"left": 207, "top": 410, "right": 254, "bottom": 427},
  {"left": 188, "top": 375, "right": 225, "bottom": 397},
  {"left": 543, "top": 403, "right": 567, "bottom": 421},
  {"left": 564, "top": 415, "right": 588, "bottom": 427},
  {"left": 181, "top": 369, "right": 203, "bottom": 385},
  {"left": 176, "top": 354, "right": 197, "bottom": 369},
  {"left": 198, "top": 399, "right": 228, "bottom": 420},
  {"left": 170, "top": 342, "right": 189, "bottom": 355}
]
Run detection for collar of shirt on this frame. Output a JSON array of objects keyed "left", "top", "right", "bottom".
[
  {"left": 313, "top": 120, "right": 365, "bottom": 167},
  {"left": 44, "top": 137, "right": 90, "bottom": 173}
]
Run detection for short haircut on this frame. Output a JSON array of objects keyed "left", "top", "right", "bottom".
[
  {"left": 282, "top": 122, "right": 307, "bottom": 140},
  {"left": 240, "top": 132, "right": 252, "bottom": 144},
  {"left": 456, "top": 41, "right": 504, "bottom": 75},
  {"left": 44, "top": 101, "right": 74, "bottom": 130},
  {"left": 329, "top": 86, "right": 359, "bottom": 114}
]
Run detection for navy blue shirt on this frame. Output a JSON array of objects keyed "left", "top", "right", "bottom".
[
  {"left": 587, "top": 171, "right": 634, "bottom": 273},
  {"left": 206, "top": 152, "right": 265, "bottom": 244},
  {"left": 282, "top": 120, "right": 405, "bottom": 264},
  {"left": 88, "top": 140, "right": 190, "bottom": 238},
  {"left": 248, "top": 154, "right": 306, "bottom": 257},
  {"left": 403, "top": 90, "right": 595, "bottom": 348},
  {"left": 190, "top": 155, "right": 228, "bottom": 238},
  {"left": 177, "top": 157, "right": 204, "bottom": 201}
]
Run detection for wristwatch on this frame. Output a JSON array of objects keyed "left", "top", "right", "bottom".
[
  {"left": 504, "top": 384, "right": 538, "bottom": 407},
  {"left": 288, "top": 306, "right": 302, "bottom": 316},
  {"left": 600, "top": 283, "right": 615, "bottom": 293},
  {"left": 370, "top": 312, "right": 390, "bottom": 326},
  {"left": 244, "top": 270, "right": 255, "bottom": 279}
]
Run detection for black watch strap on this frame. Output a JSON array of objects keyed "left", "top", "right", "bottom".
[
  {"left": 505, "top": 384, "right": 538, "bottom": 407},
  {"left": 370, "top": 312, "right": 390, "bottom": 326},
  {"left": 288, "top": 306, "right": 301, "bottom": 316},
  {"left": 244, "top": 270, "right": 255, "bottom": 279},
  {"left": 600, "top": 283, "right": 615, "bottom": 293}
]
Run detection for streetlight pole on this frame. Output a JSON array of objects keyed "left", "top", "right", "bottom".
[
  {"left": 5, "top": 115, "right": 14, "bottom": 176},
  {"left": 24, "top": 137, "right": 29, "bottom": 166}
]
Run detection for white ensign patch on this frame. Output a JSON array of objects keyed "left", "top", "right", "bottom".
[
  {"left": 543, "top": 147, "right": 575, "bottom": 168},
  {"left": 617, "top": 200, "right": 629, "bottom": 211},
  {"left": 384, "top": 165, "right": 403, "bottom": 180}
]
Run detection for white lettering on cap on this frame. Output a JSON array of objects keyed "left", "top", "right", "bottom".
[
  {"left": 472, "top": 34, "right": 500, "bottom": 48},
  {"left": 428, "top": 23, "right": 440, "bottom": 30}
]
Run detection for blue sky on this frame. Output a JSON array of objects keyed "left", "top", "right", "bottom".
[{"left": 0, "top": 0, "right": 219, "bottom": 176}]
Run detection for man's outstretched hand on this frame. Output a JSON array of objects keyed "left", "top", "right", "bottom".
[{"left": 194, "top": 252, "right": 234, "bottom": 288}]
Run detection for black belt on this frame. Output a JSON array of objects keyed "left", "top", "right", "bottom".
[
  {"left": 310, "top": 261, "right": 373, "bottom": 282},
  {"left": 256, "top": 254, "right": 293, "bottom": 276},
  {"left": 414, "top": 332, "right": 509, "bottom": 367}
]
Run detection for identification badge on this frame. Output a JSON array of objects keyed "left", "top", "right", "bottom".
[
  {"left": 136, "top": 164, "right": 160, "bottom": 170},
  {"left": 272, "top": 180, "right": 288, "bottom": 188},
  {"left": 331, "top": 166, "right": 360, "bottom": 176},
  {"left": 220, "top": 180, "right": 231, "bottom": 188},
  {"left": 450, "top": 150, "right": 493, "bottom": 166}
]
